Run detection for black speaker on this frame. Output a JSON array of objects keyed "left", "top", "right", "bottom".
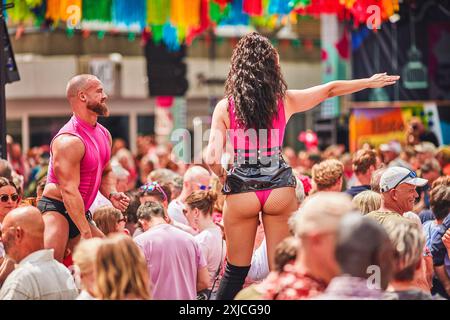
[
  {"left": 1, "top": 18, "right": 20, "bottom": 84},
  {"left": 144, "top": 41, "right": 188, "bottom": 97}
]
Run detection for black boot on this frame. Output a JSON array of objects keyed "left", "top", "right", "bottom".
[{"left": 215, "top": 262, "right": 250, "bottom": 300}]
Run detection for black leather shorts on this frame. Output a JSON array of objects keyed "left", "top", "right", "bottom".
[
  {"left": 222, "top": 157, "right": 297, "bottom": 195},
  {"left": 37, "top": 196, "right": 94, "bottom": 239}
]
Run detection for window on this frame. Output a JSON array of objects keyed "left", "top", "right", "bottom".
[
  {"left": 29, "top": 116, "right": 71, "bottom": 147},
  {"left": 98, "top": 116, "right": 130, "bottom": 146},
  {"left": 137, "top": 115, "right": 155, "bottom": 136},
  {"left": 6, "top": 119, "right": 22, "bottom": 145}
]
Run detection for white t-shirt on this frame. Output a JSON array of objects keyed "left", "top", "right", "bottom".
[
  {"left": 195, "top": 226, "right": 226, "bottom": 289},
  {"left": 248, "top": 239, "right": 269, "bottom": 282},
  {"left": 168, "top": 199, "right": 189, "bottom": 225},
  {"left": 89, "top": 192, "right": 112, "bottom": 214}
]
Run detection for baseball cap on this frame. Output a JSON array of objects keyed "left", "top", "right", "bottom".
[
  {"left": 414, "top": 142, "right": 437, "bottom": 154},
  {"left": 379, "top": 166, "right": 428, "bottom": 193},
  {"left": 294, "top": 192, "right": 354, "bottom": 236},
  {"left": 379, "top": 141, "right": 402, "bottom": 154}
]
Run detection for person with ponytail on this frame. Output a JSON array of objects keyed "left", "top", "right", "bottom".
[
  {"left": 185, "top": 190, "right": 226, "bottom": 299},
  {"left": 205, "top": 32, "right": 400, "bottom": 299}
]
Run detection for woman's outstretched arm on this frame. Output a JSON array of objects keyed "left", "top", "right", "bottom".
[{"left": 285, "top": 73, "right": 400, "bottom": 120}]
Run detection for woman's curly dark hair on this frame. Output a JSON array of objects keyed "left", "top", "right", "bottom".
[{"left": 225, "top": 32, "right": 287, "bottom": 130}]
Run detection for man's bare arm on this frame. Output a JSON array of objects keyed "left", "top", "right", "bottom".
[
  {"left": 99, "top": 161, "right": 117, "bottom": 199},
  {"left": 52, "top": 134, "right": 92, "bottom": 238},
  {"left": 99, "top": 133, "right": 129, "bottom": 211}
]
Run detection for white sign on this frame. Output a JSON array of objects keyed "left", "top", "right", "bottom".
[{"left": 89, "top": 59, "right": 115, "bottom": 95}]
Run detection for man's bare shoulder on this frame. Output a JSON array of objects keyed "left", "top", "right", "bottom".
[{"left": 52, "top": 134, "right": 85, "bottom": 158}]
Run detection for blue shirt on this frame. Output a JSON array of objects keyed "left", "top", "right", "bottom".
[
  {"left": 430, "top": 214, "right": 450, "bottom": 267},
  {"left": 419, "top": 209, "right": 435, "bottom": 224},
  {"left": 345, "top": 185, "right": 371, "bottom": 198}
]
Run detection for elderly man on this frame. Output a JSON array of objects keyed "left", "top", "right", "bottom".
[
  {"left": 167, "top": 165, "right": 211, "bottom": 226},
  {"left": 367, "top": 166, "right": 433, "bottom": 293},
  {"left": 0, "top": 206, "right": 78, "bottom": 300},
  {"left": 236, "top": 192, "right": 354, "bottom": 300},
  {"left": 366, "top": 167, "right": 427, "bottom": 226}
]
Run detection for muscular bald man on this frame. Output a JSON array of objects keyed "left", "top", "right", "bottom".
[
  {"left": 37, "top": 74, "right": 130, "bottom": 262},
  {"left": 0, "top": 207, "right": 78, "bottom": 299}
]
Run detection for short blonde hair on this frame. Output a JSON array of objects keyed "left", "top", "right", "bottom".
[
  {"left": 352, "top": 190, "right": 382, "bottom": 215},
  {"left": 312, "top": 159, "right": 344, "bottom": 190},
  {"left": 384, "top": 221, "right": 425, "bottom": 281},
  {"left": 95, "top": 234, "right": 151, "bottom": 300}
]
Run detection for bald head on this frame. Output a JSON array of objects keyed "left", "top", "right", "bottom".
[
  {"left": 2, "top": 206, "right": 45, "bottom": 263},
  {"left": 66, "top": 74, "right": 109, "bottom": 117},
  {"left": 184, "top": 166, "right": 210, "bottom": 182},
  {"left": 183, "top": 166, "right": 211, "bottom": 193},
  {"left": 3, "top": 206, "right": 45, "bottom": 237},
  {"left": 66, "top": 74, "right": 100, "bottom": 101}
]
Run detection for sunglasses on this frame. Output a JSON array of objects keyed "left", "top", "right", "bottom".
[
  {"left": 392, "top": 170, "right": 417, "bottom": 189},
  {"left": 197, "top": 184, "right": 211, "bottom": 191},
  {"left": 383, "top": 170, "right": 417, "bottom": 192},
  {"left": 0, "top": 194, "right": 19, "bottom": 203},
  {"left": 140, "top": 181, "right": 168, "bottom": 202},
  {"left": 118, "top": 216, "right": 127, "bottom": 223}
]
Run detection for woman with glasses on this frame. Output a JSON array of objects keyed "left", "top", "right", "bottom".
[
  {"left": 92, "top": 206, "right": 129, "bottom": 236},
  {"left": 0, "top": 177, "right": 20, "bottom": 224},
  {"left": 185, "top": 190, "right": 226, "bottom": 299},
  {"left": 205, "top": 32, "right": 400, "bottom": 299},
  {"left": 0, "top": 177, "right": 20, "bottom": 285}
]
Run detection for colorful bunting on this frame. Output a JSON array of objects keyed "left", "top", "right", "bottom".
[
  {"left": 113, "top": 0, "right": 146, "bottom": 29},
  {"left": 6, "top": 0, "right": 399, "bottom": 50},
  {"left": 82, "top": 0, "right": 112, "bottom": 22},
  {"left": 243, "top": 0, "right": 263, "bottom": 16}
]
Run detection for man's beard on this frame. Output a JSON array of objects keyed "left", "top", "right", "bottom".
[{"left": 87, "top": 100, "right": 109, "bottom": 116}]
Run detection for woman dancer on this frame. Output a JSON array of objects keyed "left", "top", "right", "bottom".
[{"left": 206, "top": 32, "right": 399, "bottom": 299}]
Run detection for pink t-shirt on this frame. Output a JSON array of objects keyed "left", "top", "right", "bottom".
[
  {"left": 134, "top": 224, "right": 207, "bottom": 300},
  {"left": 47, "top": 115, "right": 111, "bottom": 211}
]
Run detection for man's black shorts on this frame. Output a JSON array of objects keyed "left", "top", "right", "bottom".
[{"left": 37, "top": 196, "right": 94, "bottom": 239}]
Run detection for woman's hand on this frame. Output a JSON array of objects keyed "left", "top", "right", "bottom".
[{"left": 367, "top": 73, "right": 400, "bottom": 88}]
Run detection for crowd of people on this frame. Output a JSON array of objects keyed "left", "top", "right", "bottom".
[
  {"left": 0, "top": 32, "right": 448, "bottom": 301},
  {"left": 1, "top": 130, "right": 448, "bottom": 300}
]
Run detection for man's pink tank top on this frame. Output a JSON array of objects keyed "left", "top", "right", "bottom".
[
  {"left": 228, "top": 98, "right": 287, "bottom": 158},
  {"left": 47, "top": 115, "right": 111, "bottom": 211}
]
